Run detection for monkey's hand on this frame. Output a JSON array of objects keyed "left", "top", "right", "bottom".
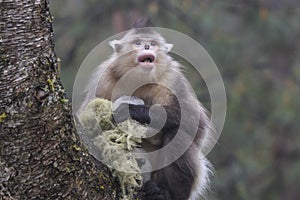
[
  {"left": 113, "top": 103, "right": 151, "bottom": 125},
  {"left": 142, "top": 180, "right": 167, "bottom": 200},
  {"left": 113, "top": 103, "right": 180, "bottom": 132}
]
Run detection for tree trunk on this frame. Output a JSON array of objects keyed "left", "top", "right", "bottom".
[{"left": 0, "top": 1, "right": 128, "bottom": 199}]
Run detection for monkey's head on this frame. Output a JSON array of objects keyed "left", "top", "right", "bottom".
[{"left": 108, "top": 28, "right": 178, "bottom": 81}]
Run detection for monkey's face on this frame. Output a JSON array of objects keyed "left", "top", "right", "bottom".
[
  {"left": 109, "top": 31, "right": 175, "bottom": 81},
  {"left": 133, "top": 38, "right": 159, "bottom": 70}
]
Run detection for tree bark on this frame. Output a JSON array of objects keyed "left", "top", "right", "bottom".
[{"left": 0, "top": 1, "right": 127, "bottom": 199}]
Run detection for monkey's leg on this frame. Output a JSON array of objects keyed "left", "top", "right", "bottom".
[
  {"left": 152, "top": 135, "right": 199, "bottom": 200},
  {"left": 142, "top": 180, "right": 168, "bottom": 200},
  {"left": 142, "top": 147, "right": 197, "bottom": 200}
]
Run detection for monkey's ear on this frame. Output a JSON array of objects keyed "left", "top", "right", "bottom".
[
  {"left": 109, "top": 40, "right": 121, "bottom": 52},
  {"left": 165, "top": 43, "right": 173, "bottom": 52}
]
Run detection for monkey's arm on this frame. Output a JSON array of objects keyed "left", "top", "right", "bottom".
[
  {"left": 113, "top": 103, "right": 180, "bottom": 131},
  {"left": 114, "top": 103, "right": 206, "bottom": 200}
]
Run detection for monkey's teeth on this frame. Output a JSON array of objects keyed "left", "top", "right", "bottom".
[{"left": 138, "top": 54, "right": 155, "bottom": 63}]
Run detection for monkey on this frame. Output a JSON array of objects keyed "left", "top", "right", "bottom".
[{"left": 79, "top": 20, "right": 212, "bottom": 200}]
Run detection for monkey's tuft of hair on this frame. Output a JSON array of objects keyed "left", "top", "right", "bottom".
[{"left": 133, "top": 16, "right": 153, "bottom": 28}]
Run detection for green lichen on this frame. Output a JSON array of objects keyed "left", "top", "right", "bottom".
[
  {"left": 0, "top": 112, "right": 7, "bottom": 122},
  {"left": 61, "top": 98, "right": 69, "bottom": 103},
  {"left": 65, "top": 167, "right": 71, "bottom": 173},
  {"left": 27, "top": 102, "right": 33, "bottom": 108},
  {"left": 79, "top": 98, "right": 114, "bottom": 132},
  {"left": 78, "top": 98, "right": 147, "bottom": 199},
  {"left": 73, "top": 144, "right": 81, "bottom": 151},
  {"left": 47, "top": 78, "right": 55, "bottom": 91}
]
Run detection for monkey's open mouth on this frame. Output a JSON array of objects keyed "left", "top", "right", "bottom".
[{"left": 138, "top": 54, "right": 155, "bottom": 63}]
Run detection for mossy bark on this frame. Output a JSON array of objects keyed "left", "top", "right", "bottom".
[{"left": 0, "top": 1, "right": 135, "bottom": 199}]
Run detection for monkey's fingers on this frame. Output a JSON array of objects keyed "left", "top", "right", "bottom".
[{"left": 112, "top": 103, "right": 131, "bottom": 124}]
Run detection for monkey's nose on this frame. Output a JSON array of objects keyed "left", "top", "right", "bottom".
[{"left": 144, "top": 44, "right": 150, "bottom": 50}]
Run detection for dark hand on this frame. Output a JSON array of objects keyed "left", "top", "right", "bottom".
[{"left": 113, "top": 103, "right": 151, "bottom": 124}]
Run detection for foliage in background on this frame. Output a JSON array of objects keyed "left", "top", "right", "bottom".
[{"left": 50, "top": 0, "right": 300, "bottom": 199}]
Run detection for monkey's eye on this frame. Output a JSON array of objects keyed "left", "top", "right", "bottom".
[
  {"left": 150, "top": 41, "right": 156, "bottom": 46},
  {"left": 135, "top": 41, "right": 141, "bottom": 45}
]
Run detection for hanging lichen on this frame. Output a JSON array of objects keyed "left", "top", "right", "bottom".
[{"left": 78, "top": 98, "right": 147, "bottom": 199}]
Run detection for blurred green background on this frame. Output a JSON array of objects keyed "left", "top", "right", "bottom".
[{"left": 50, "top": 1, "right": 300, "bottom": 199}]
